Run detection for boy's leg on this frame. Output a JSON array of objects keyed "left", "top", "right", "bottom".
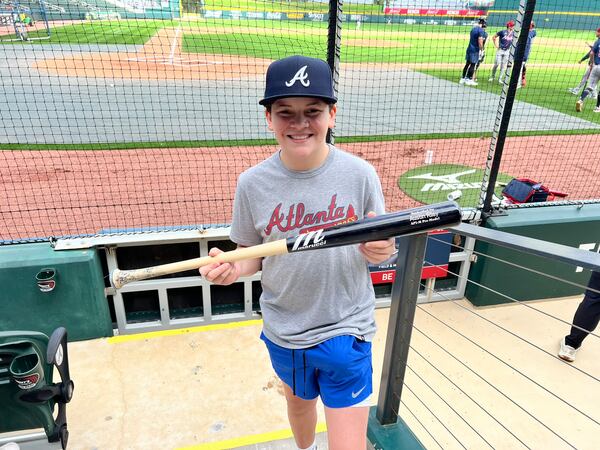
[
  {"left": 261, "top": 334, "right": 320, "bottom": 449},
  {"left": 283, "top": 383, "right": 319, "bottom": 449},
  {"left": 313, "top": 336, "right": 373, "bottom": 449},
  {"left": 324, "top": 405, "right": 369, "bottom": 450}
]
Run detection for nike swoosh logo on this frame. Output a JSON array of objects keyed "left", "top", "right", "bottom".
[{"left": 351, "top": 385, "right": 366, "bottom": 398}]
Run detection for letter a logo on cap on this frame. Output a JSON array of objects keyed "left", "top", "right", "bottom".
[{"left": 285, "top": 65, "right": 310, "bottom": 88}]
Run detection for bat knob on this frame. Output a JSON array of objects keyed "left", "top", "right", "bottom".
[{"left": 111, "top": 269, "right": 124, "bottom": 289}]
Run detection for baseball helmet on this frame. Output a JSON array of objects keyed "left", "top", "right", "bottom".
[
  {"left": 259, "top": 55, "right": 337, "bottom": 106},
  {"left": 507, "top": 20, "right": 515, "bottom": 28},
  {"left": 478, "top": 18, "right": 487, "bottom": 27}
]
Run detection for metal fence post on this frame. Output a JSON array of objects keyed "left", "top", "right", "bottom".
[
  {"left": 479, "top": 0, "right": 537, "bottom": 216},
  {"left": 376, "top": 233, "right": 428, "bottom": 425},
  {"left": 326, "top": 0, "right": 343, "bottom": 144}
]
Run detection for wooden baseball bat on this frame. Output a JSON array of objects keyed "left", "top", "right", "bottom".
[{"left": 111, "top": 201, "right": 461, "bottom": 289}]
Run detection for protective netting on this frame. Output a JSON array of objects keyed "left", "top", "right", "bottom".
[{"left": 1, "top": 0, "right": 599, "bottom": 242}]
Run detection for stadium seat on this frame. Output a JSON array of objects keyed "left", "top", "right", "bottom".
[{"left": 0, "top": 328, "right": 74, "bottom": 449}]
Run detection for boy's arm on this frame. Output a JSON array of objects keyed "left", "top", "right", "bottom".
[{"left": 199, "top": 246, "right": 262, "bottom": 285}]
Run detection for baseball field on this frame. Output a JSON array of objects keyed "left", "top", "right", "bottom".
[{"left": 1, "top": 13, "right": 599, "bottom": 240}]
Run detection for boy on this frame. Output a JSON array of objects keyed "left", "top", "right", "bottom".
[{"left": 200, "top": 55, "right": 395, "bottom": 450}]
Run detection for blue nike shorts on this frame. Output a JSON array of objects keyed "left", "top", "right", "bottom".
[{"left": 260, "top": 332, "right": 373, "bottom": 408}]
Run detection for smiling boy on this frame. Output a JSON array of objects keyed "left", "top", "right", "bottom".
[{"left": 200, "top": 55, "right": 395, "bottom": 450}]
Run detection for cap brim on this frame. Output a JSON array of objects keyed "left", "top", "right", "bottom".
[{"left": 259, "top": 94, "right": 338, "bottom": 106}]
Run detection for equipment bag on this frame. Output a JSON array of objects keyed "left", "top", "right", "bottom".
[{"left": 501, "top": 178, "right": 551, "bottom": 203}]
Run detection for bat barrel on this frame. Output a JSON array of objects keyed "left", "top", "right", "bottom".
[{"left": 286, "top": 201, "right": 461, "bottom": 252}]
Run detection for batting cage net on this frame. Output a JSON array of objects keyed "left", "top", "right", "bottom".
[{"left": 0, "top": 0, "right": 599, "bottom": 242}]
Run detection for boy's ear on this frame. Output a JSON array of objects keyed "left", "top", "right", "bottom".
[
  {"left": 265, "top": 109, "right": 273, "bottom": 130},
  {"left": 328, "top": 104, "right": 337, "bottom": 128}
]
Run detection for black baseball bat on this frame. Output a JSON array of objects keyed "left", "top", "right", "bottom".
[{"left": 111, "top": 201, "right": 461, "bottom": 288}]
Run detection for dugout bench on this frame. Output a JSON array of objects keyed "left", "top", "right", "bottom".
[{"left": 0, "top": 328, "right": 74, "bottom": 449}]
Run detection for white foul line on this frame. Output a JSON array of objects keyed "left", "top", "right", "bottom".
[{"left": 169, "top": 27, "right": 181, "bottom": 65}]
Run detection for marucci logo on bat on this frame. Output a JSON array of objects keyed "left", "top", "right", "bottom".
[{"left": 292, "top": 229, "right": 326, "bottom": 251}]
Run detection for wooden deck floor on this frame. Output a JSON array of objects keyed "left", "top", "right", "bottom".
[{"left": 5, "top": 296, "right": 599, "bottom": 449}]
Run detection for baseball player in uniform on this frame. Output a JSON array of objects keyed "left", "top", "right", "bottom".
[
  {"left": 460, "top": 18, "right": 487, "bottom": 86},
  {"left": 489, "top": 20, "right": 515, "bottom": 83},
  {"left": 569, "top": 38, "right": 597, "bottom": 97},
  {"left": 518, "top": 21, "right": 536, "bottom": 88},
  {"left": 576, "top": 27, "right": 600, "bottom": 112},
  {"left": 474, "top": 23, "right": 489, "bottom": 82}
]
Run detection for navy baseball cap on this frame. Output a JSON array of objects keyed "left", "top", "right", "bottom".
[{"left": 259, "top": 55, "right": 337, "bottom": 106}]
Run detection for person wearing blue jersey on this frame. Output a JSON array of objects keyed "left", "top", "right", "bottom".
[
  {"left": 460, "top": 18, "right": 487, "bottom": 87},
  {"left": 518, "top": 21, "right": 536, "bottom": 88},
  {"left": 576, "top": 27, "right": 600, "bottom": 112},
  {"left": 489, "top": 20, "right": 515, "bottom": 83},
  {"left": 473, "top": 23, "right": 489, "bottom": 82}
]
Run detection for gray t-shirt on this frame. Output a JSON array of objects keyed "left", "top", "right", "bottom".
[{"left": 230, "top": 145, "right": 386, "bottom": 349}]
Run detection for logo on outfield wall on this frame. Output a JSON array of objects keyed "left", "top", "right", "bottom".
[{"left": 398, "top": 164, "right": 513, "bottom": 207}]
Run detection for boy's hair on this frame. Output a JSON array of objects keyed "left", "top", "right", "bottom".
[{"left": 259, "top": 55, "right": 337, "bottom": 106}]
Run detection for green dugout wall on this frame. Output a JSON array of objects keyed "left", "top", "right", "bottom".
[
  {"left": 466, "top": 204, "right": 600, "bottom": 307},
  {"left": 0, "top": 243, "right": 112, "bottom": 341}
]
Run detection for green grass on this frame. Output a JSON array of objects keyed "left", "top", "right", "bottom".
[
  {"left": 183, "top": 32, "right": 327, "bottom": 59},
  {"left": 4, "top": 128, "right": 598, "bottom": 151},
  {"left": 180, "top": 21, "right": 592, "bottom": 63},
  {"left": 1, "top": 20, "right": 176, "bottom": 44},
  {"left": 178, "top": 21, "right": 600, "bottom": 123},
  {"left": 420, "top": 66, "right": 600, "bottom": 124},
  {"left": 1, "top": 18, "right": 598, "bottom": 149},
  {"left": 398, "top": 164, "right": 513, "bottom": 207}
]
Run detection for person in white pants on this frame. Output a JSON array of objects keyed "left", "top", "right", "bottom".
[
  {"left": 569, "top": 42, "right": 595, "bottom": 95},
  {"left": 576, "top": 28, "right": 600, "bottom": 113},
  {"left": 489, "top": 20, "right": 515, "bottom": 83}
]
